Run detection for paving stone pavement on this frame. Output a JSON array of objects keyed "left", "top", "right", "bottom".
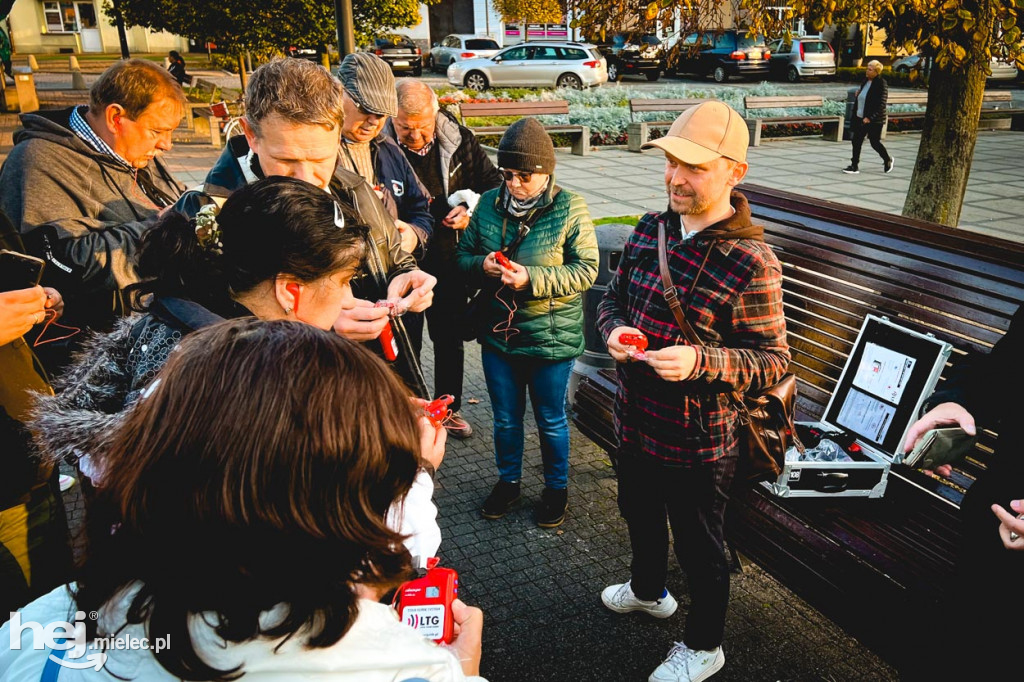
[{"left": 12, "top": 108, "right": 1024, "bottom": 680}]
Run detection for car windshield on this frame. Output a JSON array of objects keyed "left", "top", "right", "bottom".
[
  {"left": 737, "top": 35, "right": 767, "bottom": 48},
  {"left": 466, "top": 39, "right": 499, "bottom": 50},
  {"left": 802, "top": 41, "right": 831, "bottom": 53}
]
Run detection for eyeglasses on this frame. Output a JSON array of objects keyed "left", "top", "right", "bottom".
[{"left": 499, "top": 169, "right": 533, "bottom": 183}]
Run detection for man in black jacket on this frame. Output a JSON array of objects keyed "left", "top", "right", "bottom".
[
  {"left": 903, "top": 303, "right": 1024, "bottom": 676},
  {"left": 387, "top": 79, "right": 503, "bottom": 438},
  {"left": 180, "top": 58, "right": 434, "bottom": 397},
  {"left": 843, "top": 59, "right": 893, "bottom": 175}
]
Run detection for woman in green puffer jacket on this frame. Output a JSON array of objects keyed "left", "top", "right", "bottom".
[{"left": 455, "top": 118, "right": 598, "bottom": 529}]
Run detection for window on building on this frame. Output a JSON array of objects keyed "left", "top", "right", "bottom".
[{"left": 43, "top": 1, "right": 78, "bottom": 33}]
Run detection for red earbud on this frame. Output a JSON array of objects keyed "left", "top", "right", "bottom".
[{"left": 286, "top": 283, "right": 301, "bottom": 315}]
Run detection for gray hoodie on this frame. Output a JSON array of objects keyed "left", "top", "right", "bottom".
[{"left": 0, "top": 107, "right": 183, "bottom": 333}]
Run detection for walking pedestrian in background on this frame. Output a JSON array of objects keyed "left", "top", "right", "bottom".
[{"left": 843, "top": 59, "right": 893, "bottom": 175}]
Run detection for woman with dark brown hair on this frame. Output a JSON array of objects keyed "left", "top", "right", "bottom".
[{"left": 0, "top": 319, "right": 485, "bottom": 681}]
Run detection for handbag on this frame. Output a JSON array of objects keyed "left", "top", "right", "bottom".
[{"left": 655, "top": 220, "right": 799, "bottom": 482}]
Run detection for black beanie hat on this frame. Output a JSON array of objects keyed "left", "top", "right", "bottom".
[{"left": 497, "top": 118, "right": 556, "bottom": 175}]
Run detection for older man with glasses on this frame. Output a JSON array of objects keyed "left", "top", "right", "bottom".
[
  {"left": 385, "top": 79, "right": 503, "bottom": 439},
  {"left": 0, "top": 58, "right": 185, "bottom": 370}
]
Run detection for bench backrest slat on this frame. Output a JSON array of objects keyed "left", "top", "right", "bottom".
[
  {"left": 460, "top": 100, "right": 570, "bottom": 118},
  {"left": 628, "top": 98, "right": 708, "bottom": 113},
  {"left": 741, "top": 184, "right": 1024, "bottom": 443},
  {"left": 744, "top": 95, "right": 824, "bottom": 110}
]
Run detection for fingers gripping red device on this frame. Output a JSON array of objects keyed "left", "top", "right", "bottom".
[
  {"left": 424, "top": 395, "right": 454, "bottom": 427},
  {"left": 619, "top": 333, "right": 648, "bottom": 350},
  {"left": 373, "top": 300, "right": 399, "bottom": 361},
  {"left": 619, "top": 332, "right": 648, "bottom": 361},
  {"left": 396, "top": 557, "right": 459, "bottom": 644},
  {"left": 494, "top": 251, "right": 512, "bottom": 269}
]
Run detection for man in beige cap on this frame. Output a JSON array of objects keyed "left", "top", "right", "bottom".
[{"left": 596, "top": 101, "right": 789, "bottom": 682}]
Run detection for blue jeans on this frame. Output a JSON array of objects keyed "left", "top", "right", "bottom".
[{"left": 481, "top": 349, "right": 574, "bottom": 489}]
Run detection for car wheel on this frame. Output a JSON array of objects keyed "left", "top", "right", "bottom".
[
  {"left": 557, "top": 73, "right": 583, "bottom": 90},
  {"left": 645, "top": 70, "right": 661, "bottom": 82},
  {"left": 713, "top": 66, "right": 728, "bottom": 83},
  {"left": 895, "top": 65, "right": 909, "bottom": 74},
  {"left": 607, "top": 63, "right": 621, "bottom": 81},
  {"left": 465, "top": 71, "right": 489, "bottom": 91},
  {"left": 412, "top": 65, "right": 422, "bottom": 77},
  {"left": 426, "top": 55, "right": 436, "bottom": 72},
  {"left": 787, "top": 65, "right": 799, "bottom": 83}
]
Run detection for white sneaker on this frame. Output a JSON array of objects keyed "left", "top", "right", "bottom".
[
  {"left": 649, "top": 643, "right": 724, "bottom": 682},
  {"left": 601, "top": 580, "right": 677, "bottom": 618}
]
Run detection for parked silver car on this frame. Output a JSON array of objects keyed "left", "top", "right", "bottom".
[
  {"left": 428, "top": 34, "right": 501, "bottom": 72},
  {"left": 892, "top": 53, "right": 1017, "bottom": 80},
  {"left": 767, "top": 37, "right": 835, "bottom": 82},
  {"left": 447, "top": 41, "right": 608, "bottom": 90}
]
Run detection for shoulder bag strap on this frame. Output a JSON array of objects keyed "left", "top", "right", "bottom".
[
  {"left": 656, "top": 219, "right": 708, "bottom": 346},
  {"left": 656, "top": 220, "right": 747, "bottom": 411}
]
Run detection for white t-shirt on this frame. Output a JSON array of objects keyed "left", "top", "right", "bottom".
[{"left": 1, "top": 585, "right": 484, "bottom": 682}]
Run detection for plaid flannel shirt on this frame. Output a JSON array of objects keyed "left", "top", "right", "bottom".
[{"left": 596, "top": 192, "right": 790, "bottom": 465}]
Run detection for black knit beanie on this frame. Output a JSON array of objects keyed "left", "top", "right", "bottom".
[{"left": 497, "top": 118, "right": 556, "bottom": 174}]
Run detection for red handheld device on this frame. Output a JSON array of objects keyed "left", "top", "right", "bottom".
[
  {"left": 396, "top": 557, "right": 459, "bottom": 644},
  {"left": 494, "top": 251, "right": 512, "bottom": 269},
  {"left": 619, "top": 333, "right": 648, "bottom": 350},
  {"left": 424, "top": 395, "right": 454, "bottom": 427},
  {"left": 373, "top": 301, "right": 399, "bottom": 361}
]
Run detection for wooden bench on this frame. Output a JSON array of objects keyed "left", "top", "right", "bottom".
[
  {"left": 458, "top": 100, "right": 590, "bottom": 156},
  {"left": 851, "top": 89, "right": 1024, "bottom": 138},
  {"left": 570, "top": 183, "right": 1024, "bottom": 674},
  {"left": 626, "top": 98, "right": 709, "bottom": 152},
  {"left": 743, "top": 95, "right": 844, "bottom": 147}
]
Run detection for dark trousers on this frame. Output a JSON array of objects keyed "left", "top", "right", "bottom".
[
  {"left": 850, "top": 118, "right": 890, "bottom": 167},
  {"left": 405, "top": 273, "right": 468, "bottom": 411},
  {"left": 616, "top": 451, "right": 737, "bottom": 651}
]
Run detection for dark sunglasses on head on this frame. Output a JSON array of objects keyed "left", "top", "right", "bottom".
[{"left": 499, "top": 169, "right": 533, "bottom": 183}]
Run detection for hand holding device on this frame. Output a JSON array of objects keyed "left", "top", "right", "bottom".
[
  {"left": 373, "top": 301, "right": 399, "bottom": 361},
  {"left": 424, "top": 395, "right": 454, "bottom": 428},
  {"left": 395, "top": 557, "right": 459, "bottom": 644},
  {"left": 0, "top": 250, "right": 45, "bottom": 293},
  {"left": 619, "top": 332, "right": 648, "bottom": 361},
  {"left": 494, "top": 251, "right": 512, "bottom": 269}
]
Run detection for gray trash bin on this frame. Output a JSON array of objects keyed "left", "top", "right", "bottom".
[{"left": 568, "top": 222, "right": 634, "bottom": 404}]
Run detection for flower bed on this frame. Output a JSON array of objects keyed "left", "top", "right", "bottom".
[{"left": 436, "top": 83, "right": 897, "bottom": 147}]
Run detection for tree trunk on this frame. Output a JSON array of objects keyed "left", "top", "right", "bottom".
[
  {"left": 903, "top": 0, "right": 996, "bottom": 227},
  {"left": 237, "top": 53, "right": 248, "bottom": 91},
  {"left": 901, "top": 60, "right": 987, "bottom": 227}
]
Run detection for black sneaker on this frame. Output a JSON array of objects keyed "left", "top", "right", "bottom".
[
  {"left": 481, "top": 480, "right": 521, "bottom": 519},
  {"left": 535, "top": 487, "right": 568, "bottom": 528},
  {"left": 884, "top": 157, "right": 894, "bottom": 174},
  {"left": 842, "top": 164, "right": 859, "bottom": 174}
]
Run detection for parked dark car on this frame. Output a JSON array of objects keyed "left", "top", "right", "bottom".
[
  {"left": 286, "top": 46, "right": 323, "bottom": 62},
  {"left": 365, "top": 34, "right": 423, "bottom": 76},
  {"left": 596, "top": 33, "right": 666, "bottom": 82},
  {"left": 668, "top": 29, "right": 770, "bottom": 82}
]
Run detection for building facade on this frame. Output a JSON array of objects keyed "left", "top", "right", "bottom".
[{"left": 6, "top": 0, "right": 186, "bottom": 55}]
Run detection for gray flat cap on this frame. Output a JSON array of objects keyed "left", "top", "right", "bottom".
[{"left": 336, "top": 52, "right": 397, "bottom": 117}]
